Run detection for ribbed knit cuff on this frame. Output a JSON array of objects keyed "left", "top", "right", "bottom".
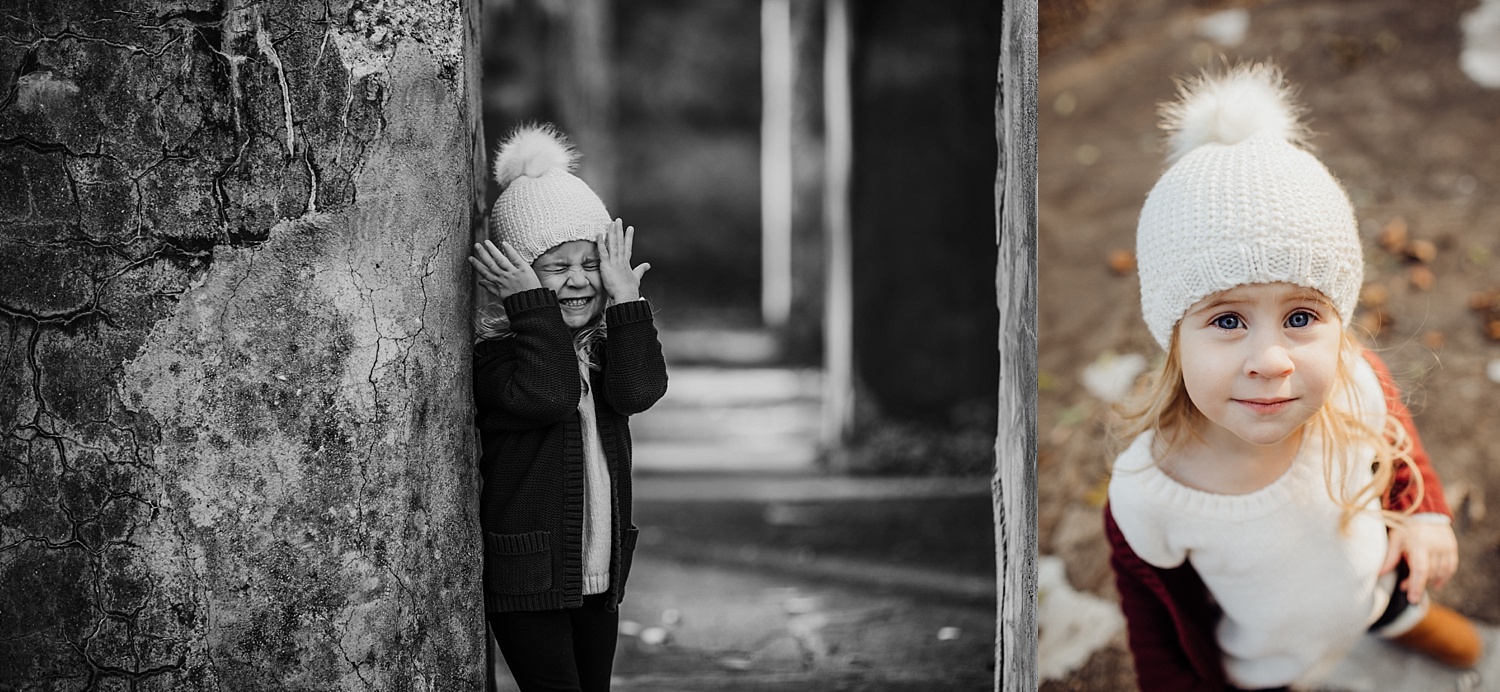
[
  {"left": 606, "top": 298, "right": 653, "bottom": 326},
  {"left": 582, "top": 572, "right": 610, "bottom": 595},
  {"left": 502, "top": 287, "right": 558, "bottom": 315}
]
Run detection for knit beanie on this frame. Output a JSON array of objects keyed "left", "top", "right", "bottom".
[
  {"left": 488, "top": 123, "right": 611, "bottom": 265},
  {"left": 1135, "top": 63, "right": 1363, "bottom": 350}
]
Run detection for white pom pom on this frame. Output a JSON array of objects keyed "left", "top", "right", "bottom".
[
  {"left": 491, "top": 123, "right": 578, "bottom": 190},
  {"left": 1160, "top": 63, "right": 1307, "bottom": 164}
]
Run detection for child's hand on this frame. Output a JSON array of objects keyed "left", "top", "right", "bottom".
[
  {"left": 470, "top": 240, "right": 542, "bottom": 300},
  {"left": 597, "top": 218, "right": 650, "bottom": 303},
  {"left": 1381, "top": 519, "right": 1459, "bottom": 604}
]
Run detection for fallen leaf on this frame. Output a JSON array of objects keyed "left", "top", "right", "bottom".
[
  {"left": 1355, "top": 309, "right": 1390, "bottom": 337},
  {"left": 1037, "top": 555, "right": 1125, "bottom": 681},
  {"left": 1408, "top": 265, "right": 1435, "bottom": 291},
  {"left": 1083, "top": 476, "right": 1110, "bottom": 509},
  {"left": 1406, "top": 239, "right": 1437, "bottom": 263},
  {"left": 1470, "top": 290, "right": 1497, "bottom": 312},
  {"left": 1107, "top": 249, "right": 1135, "bottom": 275},
  {"left": 1360, "top": 283, "right": 1390, "bottom": 308},
  {"left": 1378, "top": 217, "right": 1409, "bottom": 254},
  {"left": 1081, "top": 352, "right": 1148, "bottom": 403}
]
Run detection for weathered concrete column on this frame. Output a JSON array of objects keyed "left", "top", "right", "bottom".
[{"left": 0, "top": 1, "right": 484, "bottom": 688}]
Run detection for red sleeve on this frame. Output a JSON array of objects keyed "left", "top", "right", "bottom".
[
  {"left": 1104, "top": 504, "right": 1226, "bottom": 692},
  {"left": 1361, "top": 350, "right": 1450, "bottom": 516}
]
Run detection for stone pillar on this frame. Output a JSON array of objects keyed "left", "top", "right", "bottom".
[{"left": 0, "top": 1, "right": 485, "bottom": 688}]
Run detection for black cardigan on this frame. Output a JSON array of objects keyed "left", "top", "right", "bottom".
[{"left": 473, "top": 287, "right": 667, "bottom": 612}]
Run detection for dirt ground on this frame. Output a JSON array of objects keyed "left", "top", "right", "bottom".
[{"left": 1038, "top": 0, "right": 1500, "bottom": 688}]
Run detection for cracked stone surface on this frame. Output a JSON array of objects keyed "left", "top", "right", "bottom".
[{"left": 1, "top": 1, "right": 484, "bottom": 689}]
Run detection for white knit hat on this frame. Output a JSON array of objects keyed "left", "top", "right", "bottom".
[
  {"left": 1136, "top": 63, "right": 1363, "bottom": 349},
  {"left": 488, "top": 124, "right": 611, "bottom": 265}
]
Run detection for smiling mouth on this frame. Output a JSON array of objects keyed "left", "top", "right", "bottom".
[
  {"left": 559, "top": 297, "right": 593, "bottom": 309},
  {"left": 1234, "top": 398, "right": 1295, "bottom": 413}
]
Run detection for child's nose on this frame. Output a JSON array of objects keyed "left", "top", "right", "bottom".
[
  {"left": 1244, "top": 338, "right": 1294, "bottom": 378},
  {"left": 564, "top": 268, "right": 590, "bottom": 287}
]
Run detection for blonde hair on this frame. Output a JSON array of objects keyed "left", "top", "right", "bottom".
[{"left": 1112, "top": 327, "right": 1420, "bottom": 532}]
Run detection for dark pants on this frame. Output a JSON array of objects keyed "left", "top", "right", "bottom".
[
  {"left": 488, "top": 594, "right": 620, "bottom": 692},
  {"left": 1368, "top": 561, "right": 1414, "bottom": 632}
]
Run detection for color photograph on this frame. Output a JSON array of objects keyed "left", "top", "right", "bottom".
[{"left": 1039, "top": 0, "right": 1500, "bottom": 689}]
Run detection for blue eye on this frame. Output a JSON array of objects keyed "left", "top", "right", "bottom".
[
  {"left": 1212, "top": 314, "right": 1242, "bottom": 330},
  {"left": 1286, "top": 311, "right": 1314, "bottom": 328}
]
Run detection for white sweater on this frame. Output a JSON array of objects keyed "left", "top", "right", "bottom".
[
  {"left": 578, "top": 361, "right": 612, "bottom": 595},
  {"left": 1108, "top": 357, "right": 1397, "bottom": 689}
]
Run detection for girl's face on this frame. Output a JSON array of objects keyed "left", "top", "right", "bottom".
[
  {"left": 532, "top": 240, "right": 604, "bottom": 329},
  {"left": 1176, "top": 282, "right": 1343, "bottom": 458}
]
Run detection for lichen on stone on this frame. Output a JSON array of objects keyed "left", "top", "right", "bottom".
[{"left": 337, "top": 0, "right": 463, "bottom": 78}]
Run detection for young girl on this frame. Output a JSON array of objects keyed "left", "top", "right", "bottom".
[
  {"left": 1105, "top": 64, "right": 1483, "bottom": 691},
  {"left": 469, "top": 124, "right": 667, "bottom": 692}
]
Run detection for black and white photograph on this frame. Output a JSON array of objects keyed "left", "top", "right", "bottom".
[{"left": 0, "top": 1, "right": 1029, "bottom": 690}]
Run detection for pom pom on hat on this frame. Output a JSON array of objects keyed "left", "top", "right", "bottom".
[
  {"left": 1160, "top": 63, "right": 1307, "bottom": 164},
  {"left": 1134, "top": 63, "right": 1363, "bottom": 350},
  {"left": 492, "top": 123, "right": 579, "bottom": 191},
  {"left": 487, "top": 123, "right": 611, "bottom": 266}
]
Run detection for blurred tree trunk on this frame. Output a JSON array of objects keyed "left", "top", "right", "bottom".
[
  {"left": 0, "top": 1, "right": 485, "bottom": 689},
  {"left": 847, "top": 0, "right": 1002, "bottom": 423},
  {"left": 785, "top": 0, "right": 828, "bottom": 365},
  {"left": 995, "top": 0, "right": 1039, "bottom": 689},
  {"left": 482, "top": 0, "right": 615, "bottom": 205},
  {"left": 551, "top": 0, "right": 615, "bottom": 203}
]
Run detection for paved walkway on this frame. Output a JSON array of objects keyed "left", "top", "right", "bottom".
[
  {"left": 630, "top": 366, "right": 824, "bottom": 474},
  {"left": 489, "top": 469, "right": 997, "bottom": 691}
]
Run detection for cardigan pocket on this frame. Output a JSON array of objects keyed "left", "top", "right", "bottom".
[
  {"left": 618, "top": 525, "right": 641, "bottom": 592},
  {"left": 484, "top": 530, "right": 553, "bottom": 595}
]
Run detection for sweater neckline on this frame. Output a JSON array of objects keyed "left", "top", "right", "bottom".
[{"left": 1118, "top": 430, "right": 1317, "bottom": 520}]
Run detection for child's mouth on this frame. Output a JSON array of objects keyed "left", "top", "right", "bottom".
[
  {"left": 1235, "top": 398, "right": 1294, "bottom": 414},
  {"left": 559, "top": 297, "right": 593, "bottom": 309}
]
